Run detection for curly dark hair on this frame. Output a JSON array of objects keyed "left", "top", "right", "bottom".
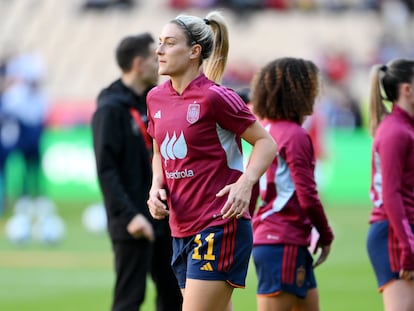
[{"left": 251, "top": 57, "right": 320, "bottom": 123}]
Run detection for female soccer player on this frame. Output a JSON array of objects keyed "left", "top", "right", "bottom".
[
  {"left": 146, "top": 11, "right": 277, "bottom": 311},
  {"left": 250, "top": 57, "right": 334, "bottom": 311},
  {"left": 366, "top": 58, "right": 414, "bottom": 311}
]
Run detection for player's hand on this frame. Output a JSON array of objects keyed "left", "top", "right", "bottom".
[
  {"left": 127, "top": 214, "right": 155, "bottom": 241},
  {"left": 400, "top": 269, "right": 414, "bottom": 281},
  {"left": 147, "top": 188, "right": 169, "bottom": 220},
  {"left": 313, "top": 243, "right": 331, "bottom": 268},
  {"left": 216, "top": 175, "right": 253, "bottom": 219}
]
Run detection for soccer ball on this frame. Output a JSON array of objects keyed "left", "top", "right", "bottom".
[
  {"left": 4, "top": 197, "right": 35, "bottom": 244},
  {"left": 5, "top": 213, "right": 31, "bottom": 244},
  {"left": 82, "top": 203, "right": 107, "bottom": 234},
  {"left": 32, "top": 214, "right": 66, "bottom": 245},
  {"left": 32, "top": 197, "right": 66, "bottom": 244}
]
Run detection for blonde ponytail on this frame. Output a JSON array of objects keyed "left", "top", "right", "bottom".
[
  {"left": 202, "top": 11, "right": 229, "bottom": 83},
  {"left": 368, "top": 65, "right": 389, "bottom": 136}
]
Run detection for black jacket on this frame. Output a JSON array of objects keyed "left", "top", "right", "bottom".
[{"left": 92, "top": 79, "right": 164, "bottom": 241}]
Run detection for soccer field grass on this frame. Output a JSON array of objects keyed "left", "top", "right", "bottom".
[{"left": 0, "top": 200, "right": 382, "bottom": 311}]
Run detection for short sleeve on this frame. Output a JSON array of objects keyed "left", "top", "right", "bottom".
[{"left": 208, "top": 85, "right": 256, "bottom": 135}]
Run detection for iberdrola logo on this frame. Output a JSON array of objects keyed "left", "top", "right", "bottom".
[
  {"left": 161, "top": 131, "right": 194, "bottom": 179},
  {"left": 160, "top": 131, "right": 187, "bottom": 161}
]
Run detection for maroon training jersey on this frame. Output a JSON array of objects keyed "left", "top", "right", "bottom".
[
  {"left": 253, "top": 120, "right": 333, "bottom": 247},
  {"left": 369, "top": 105, "right": 414, "bottom": 270},
  {"left": 147, "top": 74, "right": 256, "bottom": 238}
]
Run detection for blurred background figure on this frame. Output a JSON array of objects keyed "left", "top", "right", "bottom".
[
  {"left": 92, "top": 33, "right": 182, "bottom": 311},
  {"left": 1, "top": 48, "right": 49, "bottom": 206},
  {"left": 0, "top": 51, "right": 15, "bottom": 217},
  {"left": 0, "top": 47, "right": 65, "bottom": 246},
  {"left": 318, "top": 49, "right": 363, "bottom": 131}
]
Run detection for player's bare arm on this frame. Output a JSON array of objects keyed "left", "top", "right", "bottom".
[
  {"left": 217, "top": 121, "right": 276, "bottom": 219},
  {"left": 148, "top": 141, "right": 169, "bottom": 220}
]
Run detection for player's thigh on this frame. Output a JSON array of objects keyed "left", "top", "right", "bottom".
[
  {"left": 367, "top": 221, "right": 399, "bottom": 290},
  {"left": 257, "top": 292, "right": 297, "bottom": 311},
  {"left": 293, "top": 288, "right": 320, "bottom": 311},
  {"left": 183, "top": 279, "right": 233, "bottom": 311},
  {"left": 383, "top": 279, "right": 414, "bottom": 311}
]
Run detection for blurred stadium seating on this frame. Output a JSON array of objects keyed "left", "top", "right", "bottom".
[{"left": 0, "top": 0, "right": 385, "bottom": 102}]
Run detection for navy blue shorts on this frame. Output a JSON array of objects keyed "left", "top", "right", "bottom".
[
  {"left": 253, "top": 244, "right": 316, "bottom": 299},
  {"left": 171, "top": 218, "right": 253, "bottom": 289},
  {"left": 366, "top": 221, "right": 414, "bottom": 290}
]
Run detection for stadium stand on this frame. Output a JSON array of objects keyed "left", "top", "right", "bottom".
[{"left": 0, "top": 0, "right": 399, "bottom": 103}]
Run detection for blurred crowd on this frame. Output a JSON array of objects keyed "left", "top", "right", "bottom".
[
  {"left": 223, "top": 0, "right": 414, "bottom": 132},
  {"left": 81, "top": 0, "right": 414, "bottom": 13},
  {"left": 167, "top": 0, "right": 413, "bottom": 13},
  {"left": 156, "top": 0, "right": 414, "bottom": 134}
]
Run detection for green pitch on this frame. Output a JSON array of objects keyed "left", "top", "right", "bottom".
[{"left": 0, "top": 199, "right": 381, "bottom": 311}]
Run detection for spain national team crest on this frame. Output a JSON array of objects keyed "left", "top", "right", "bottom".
[
  {"left": 187, "top": 103, "right": 200, "bottom": 124},
  {"left": 296, "top": 266, "right": 306, "bottom": 287}
]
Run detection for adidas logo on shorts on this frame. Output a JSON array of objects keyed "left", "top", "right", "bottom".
[{"left": 200, "top": 262, "right": 213, "bottom": 271}]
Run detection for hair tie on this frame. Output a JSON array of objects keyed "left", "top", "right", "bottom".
[{"left": 203, "top": 18, "right": 210, "bottom": 25}]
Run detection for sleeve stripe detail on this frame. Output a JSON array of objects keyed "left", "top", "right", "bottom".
[{"left": 210, "top": 85, "right": 245, "bottom": 113}]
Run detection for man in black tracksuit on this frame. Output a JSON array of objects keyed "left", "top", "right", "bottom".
[{"left": 91, "top": 33, "right": 182, "bottom": 311}]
